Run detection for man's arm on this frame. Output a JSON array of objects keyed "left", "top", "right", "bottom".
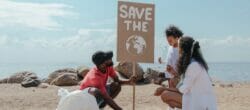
[
  {"left": 167, "top": 65, "right": 178, "bottom": 77},
  {"left": 113, "top": 76, "right": 136, "bottom": 85}
]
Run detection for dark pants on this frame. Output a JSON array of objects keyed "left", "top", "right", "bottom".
[{"left": 96, "top": 82, "right": 121, "bottom": 108}]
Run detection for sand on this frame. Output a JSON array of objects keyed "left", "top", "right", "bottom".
[{"left": 0, "top": 83, "right": 250, "bottom": 110}]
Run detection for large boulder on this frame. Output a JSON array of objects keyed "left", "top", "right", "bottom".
[
  {"left": 0, "top": 78, "right": 7, "bottom": 83},
  {"left": 50, "top": 73, "right": 79, "bottom": 86},
  {"left": 144, "top": 68, "right": 165, "bottom": 84},
  {"left": 44, "top": 68, "right": 79, "bottom": 84},
  {"left": 144, "top": 68, "right": 164, "bottom": 81},
  {"left": 219, "top": 83, "right": 234, "bottom": 88},
  {"left": 38, "top": 83, "right": 50, "bottom": 88},
  {"left": 115, "top": 62, "right": 144, "bottom": 82},
  {"left": 0, "top": 71, "right": 38, "bottom": 83},
  {"left": 76, "top": 66, "right": 90, "bottom": 80},
  {"left": 21, "top": 77, "right": 41, "bottom": 88}
]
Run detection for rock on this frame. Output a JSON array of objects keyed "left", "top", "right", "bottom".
[
  {"left": 0, "top": 71, "right": 38, "bottom": 83},
  {"left": 219, "top": 83, "right": 234, "bottom": 88},
  {"left": 45, "top": 68, "right": 82, "bottom": 86},
  {"left": 115, "top": 62, "right": 144, "bottom": 82},
  {"left": 38, "top": 83, "right": 50, "bottom": 88},
  {"left": 45, "top": 68, "right": 79, "bottom": 84},
  {"left": 40, "top": 78, "right": 47, "bottom": 83},
  {"left": 21, "top": 77, "right": 41, "bottom": 88},
  {"left": 144, "top": 68, "right": 163, "bottom": 81},
  {"left": 50, "top": 73, "right": 79, "bottom": 86},
  {"left": 78, "top": 80, "right": 83, "bottom": 85},
  {"left": 0, "top": 79, "right": 7, "bottom": 84},
  {"left": 143, "top": 68, "right": 166, "bottom": 84},
  {"left": 76, "top": 66, "right": 90, "bottom": 80}
]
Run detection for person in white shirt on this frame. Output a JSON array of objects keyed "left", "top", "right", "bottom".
[
  {"left": 156, "top": 25, "right": 183, "bottom": 110},
  {"left": 155, "top": 36, "right": 217, "bottom": 110},
  {"left": 157, "top": 25, "right": 183, "bottom": 87}
]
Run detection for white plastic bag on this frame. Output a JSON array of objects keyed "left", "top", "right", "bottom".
[{"left": 57, "top": 88, "right": 99, "bottom": 110}]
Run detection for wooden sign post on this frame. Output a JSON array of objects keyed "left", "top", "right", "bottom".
[
  {"left": 117, "top": 1, "right": 155, "bottom": 110},
  {"left": 132, "top": 62, "right": 136, "bottom": 110}
]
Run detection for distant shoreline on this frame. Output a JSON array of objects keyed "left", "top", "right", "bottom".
[{"left": 1, "top": 62, "right": 250, "bottom": 83}]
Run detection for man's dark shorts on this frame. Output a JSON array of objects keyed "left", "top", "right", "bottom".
[{"left": 95, "top": 85, "right": 111, "bottom": 107}]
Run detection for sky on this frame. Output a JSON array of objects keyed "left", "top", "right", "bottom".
[{"left": 0, "top": 0, "right": 250, "bottom": 65}]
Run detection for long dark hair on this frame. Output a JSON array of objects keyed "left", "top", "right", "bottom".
[{"left": 177, "top": 36, "right": 208, "bottom": 76}]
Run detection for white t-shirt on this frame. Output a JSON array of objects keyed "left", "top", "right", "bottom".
[{"left": 165, "top": 46, "right": 179, "bottom": 78}]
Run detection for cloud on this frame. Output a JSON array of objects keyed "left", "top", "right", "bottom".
[
  {"left": 57, "top": 28, "right": 115, "bottom": 49},
  {"left": 0, "top": 28, "right": 116, "bottom": 63},
  {"left": 0, "top": 0, "right": 76, "bottom": 30},
  {"left": 0, "top": 35, "right": 8, "bottom": 46},
  {"left": 89, "top": 18, "right": 116, "bottom": 27},
  {"left": 156, "top": 36, "right": 250, "bottom": 62},
  {"left": 195, "top": 36, "right": 250, "bottom": 62},
  {"left": 197, "top": 36, "right": 250, "bottom": 48},
  {"left": 0, "top": 33, "right": 250, "bottom": 63},
  {"left": 0, "top": 29, "right": 114, "bottom": 47}
]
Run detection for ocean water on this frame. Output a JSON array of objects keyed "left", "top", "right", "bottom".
[
  {"left": 141, "top": 63, "right": 250, "bottom": 82},
  {"left": 0, "top": 62, "right": 250, "bottom": 82},
  {"left": 0, "top": 62, "right": 90, "bottom": 79}
]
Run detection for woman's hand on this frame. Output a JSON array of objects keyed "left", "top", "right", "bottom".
[
  {"left": 167, "top": 65, "right": 178, "bottom": 76},
  {"left": 158, "top": 57, "right": 163, "bottom": 64}
]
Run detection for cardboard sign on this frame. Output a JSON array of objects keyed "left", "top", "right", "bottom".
[{"left": 117, "top": 1, "right": 155, "bottom": 63}]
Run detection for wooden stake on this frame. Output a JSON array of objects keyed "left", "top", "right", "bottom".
[{"left": 132, "top": 62, "right": 136, "bottom": 110}]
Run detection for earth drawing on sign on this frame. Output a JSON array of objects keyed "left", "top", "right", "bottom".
[{"left": 126, "top": 35, "right": 146, "bottom": 55}]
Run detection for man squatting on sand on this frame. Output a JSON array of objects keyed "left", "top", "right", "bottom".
[{"left": 80, "top": 51, "right": 136, "bottom": 110}]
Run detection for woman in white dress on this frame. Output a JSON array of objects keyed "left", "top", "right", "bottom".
[{"left": 155, "top": 36, "right": 217, "bottom": 110}]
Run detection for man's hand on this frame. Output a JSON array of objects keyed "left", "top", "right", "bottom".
[
  {"left": 88, "top": 87, "right": 122, "bottom": 110},
  {"left": 129, "top": 75, "right": 137, "bottom": 85},
  {"left": 116, "top": 75, "right": 136, "bottom": 85}
]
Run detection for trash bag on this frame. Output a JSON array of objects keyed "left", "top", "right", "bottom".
[{"left": 56, "top": 88, "right": 99, "bottom": 110}]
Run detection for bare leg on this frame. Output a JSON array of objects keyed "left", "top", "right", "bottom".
[
  {"left": 109, "top": 82, "right": 121, "bottom": 98},
  {"left": 169, "top": 78, "right": 179, "bottom": 88},
  {"left": 161, "top": 90, "right": 182, "bottom": 108},
  {"left": 99, "top": 82, "right": 121, "bottom": 108}
]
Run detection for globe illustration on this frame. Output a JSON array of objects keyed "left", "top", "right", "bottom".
[{"left": 126, "top": 35, "right": 147, "bottom": 55}]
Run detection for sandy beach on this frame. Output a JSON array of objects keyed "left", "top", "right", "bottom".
[
  {"left": 0, "top": 83, "right": 250, "bottom": 110},
  {"left": 1, "top": 0, "right": 250, "bottom": 110}
]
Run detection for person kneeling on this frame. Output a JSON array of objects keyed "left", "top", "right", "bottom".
[
  {"left": 80, "top": 51, "right": 136, "bottom": 110},
  {"left": 154, "top": 37, "right": 217, "bottom": 110}
]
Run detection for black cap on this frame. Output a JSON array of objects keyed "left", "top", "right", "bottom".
[{"left": 92, "top": 51, "right": 113, "bottom": 66}]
